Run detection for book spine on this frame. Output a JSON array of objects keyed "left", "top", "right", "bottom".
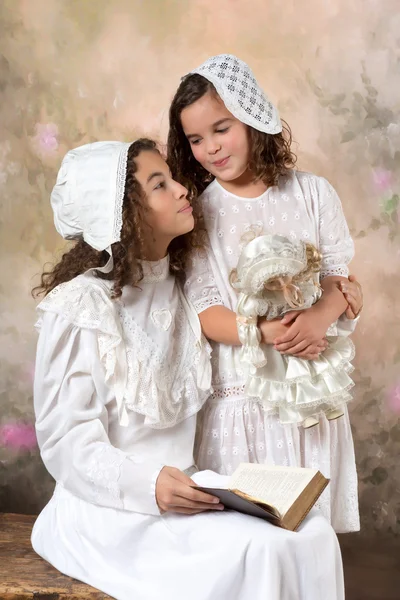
[{"left": 290, "top": 479, "right": 330, "bottom": 532}]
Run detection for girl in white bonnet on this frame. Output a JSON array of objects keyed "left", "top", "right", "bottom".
[
  {"left": 31, "top": 138, "right": 345, "bottom": 600},
  {"left": 168, "top": 54, "right": 363, "bottom": 533}
]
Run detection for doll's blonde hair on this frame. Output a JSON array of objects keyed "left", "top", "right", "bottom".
[{"left": 264, "top": 244, "right": 322, "bottom": 308}]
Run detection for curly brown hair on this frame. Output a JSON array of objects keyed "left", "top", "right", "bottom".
[
  {"left": 167, "top": 73, "right": 297, "bottom": 198},
  {"left": 33, "top": 138, "right": 205, "bottom": 299}
]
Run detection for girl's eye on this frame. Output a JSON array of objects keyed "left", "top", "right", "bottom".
[
  {"left": 154, "top": 181, "right": 166, "bottom": 190},
  {"left": 216, "top": 127, "right": 229, "bottom": 134},
  {"left": 190, "top": 139, "right": 201, "bottom": 146}
]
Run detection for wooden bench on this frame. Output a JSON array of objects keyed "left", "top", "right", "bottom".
[
  {"left": 2, "top": 512, "right": 400, "bottom": 600},
  {"left": 0, "top": 513, "right": 111, "bottom": 599}
]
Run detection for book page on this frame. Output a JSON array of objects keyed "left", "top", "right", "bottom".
[
  {"left": 191, "top": 470, "right": 230, "bottom": 489},
  {"left": 229, "top": 464, "right": 316, "bottom": 516}
]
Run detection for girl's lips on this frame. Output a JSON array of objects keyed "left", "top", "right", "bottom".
[
  {"left": 178, "top": 203, "right": 193, "bottom": 213},
  {"left": 213, "top": 156, "right": 230, "bottom": 168}
]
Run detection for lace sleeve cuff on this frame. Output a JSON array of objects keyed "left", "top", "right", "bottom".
[
  {"left": 320, "top": 266, "right": 349, "bottom": 279},
  {"left": 192, "top": 296, "right": 225, "bottom": 314},
  {"left": 336, "top": 313, "right": 360, "bottom": 337}
]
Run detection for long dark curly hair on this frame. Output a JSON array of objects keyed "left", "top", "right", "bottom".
[
  {"left": 167, "top": 73, "right": 297, "bottom": 199},
  {"left": 33, "top": 138, "right": 205, "bottom": 299}
]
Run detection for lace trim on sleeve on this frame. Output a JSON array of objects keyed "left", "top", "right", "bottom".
[
  {"left": 192, "top": 296, "right": 224, "bottom": 314},
  {"left": 86, "top": 444, "right": 126, "bottom": 509}
]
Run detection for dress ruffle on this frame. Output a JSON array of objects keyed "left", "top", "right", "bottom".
[
  {"left": 36, "top": 275, "right": 212, "bottom": 429},
  {"left": 245, "top": 337, "right": 355, "bottom": 424}
]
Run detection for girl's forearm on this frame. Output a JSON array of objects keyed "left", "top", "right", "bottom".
[
  {"left": 199, "top": 305, "right": 280, "bottom": 346},
  {"left": 199, "top": 305, "right": 241, "bottom": 345},
  {"left": 311, "top": 276, "right": 348, "bottom": 324}
]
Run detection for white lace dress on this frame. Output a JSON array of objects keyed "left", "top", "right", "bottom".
[
  {"left": 31, "top": 257, "right": 345, "bottom": 600},
  {"left": 186, "top": 172, "right": 360, "bottom": 533}
]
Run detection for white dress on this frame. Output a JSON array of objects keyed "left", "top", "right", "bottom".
[
  {"left": 31, "top": 258, "right": 345, "bottom": 600},
  {"left": 185, "top": 172, "right": 360, "bottom": 532}
]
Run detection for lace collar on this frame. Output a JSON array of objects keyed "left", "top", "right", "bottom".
[{"left": 139, "top": 255, "right": 170, "bottom": 283}]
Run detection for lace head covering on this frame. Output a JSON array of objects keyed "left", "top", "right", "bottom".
[
  {"left": 51, "top": 141, "right": 132, "bottom": 254},
  {"left": 188, "top": 54, "right": 282, "bottom": 134}
]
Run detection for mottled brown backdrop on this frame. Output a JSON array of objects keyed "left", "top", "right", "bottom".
[{"left": 0, "top": 0, "right": 399, "bottom": 535}]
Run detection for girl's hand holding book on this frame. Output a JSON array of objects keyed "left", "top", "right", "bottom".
[{"left": 156, "top": 466, "right": 224, "bottom": 515}]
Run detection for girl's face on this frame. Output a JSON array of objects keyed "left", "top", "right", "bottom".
[
  {"left": 135, "top": 150, "right": 193, "bottom": 256},
  {"left": 180, "top": 91, "right": 251, "bottom": 184}
]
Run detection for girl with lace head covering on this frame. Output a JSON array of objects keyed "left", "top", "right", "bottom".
[
  {"left": 167, "top": 54, "right": 362, "bottom": 532},
  {"left": 31, "top": 137, "right": 345, "bottom": 599}
]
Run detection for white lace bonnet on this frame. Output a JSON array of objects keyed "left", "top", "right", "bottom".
[
  {"left": 188, "top": 54, "right": 282, "bottom": 134},
  {"left": 233, "top": 234, "right": 308, "bottom": 295},
  {"left": 50, "top": 141, "right": 132, "bottom": 256}
]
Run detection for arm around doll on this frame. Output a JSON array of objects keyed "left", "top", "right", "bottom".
[{"left": 199, "top": 305, "right": 328, "bottom": 360}]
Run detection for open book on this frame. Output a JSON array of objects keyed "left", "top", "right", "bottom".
[{"left": 194, "top": 463, "right": 329, "bottom": 532}]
